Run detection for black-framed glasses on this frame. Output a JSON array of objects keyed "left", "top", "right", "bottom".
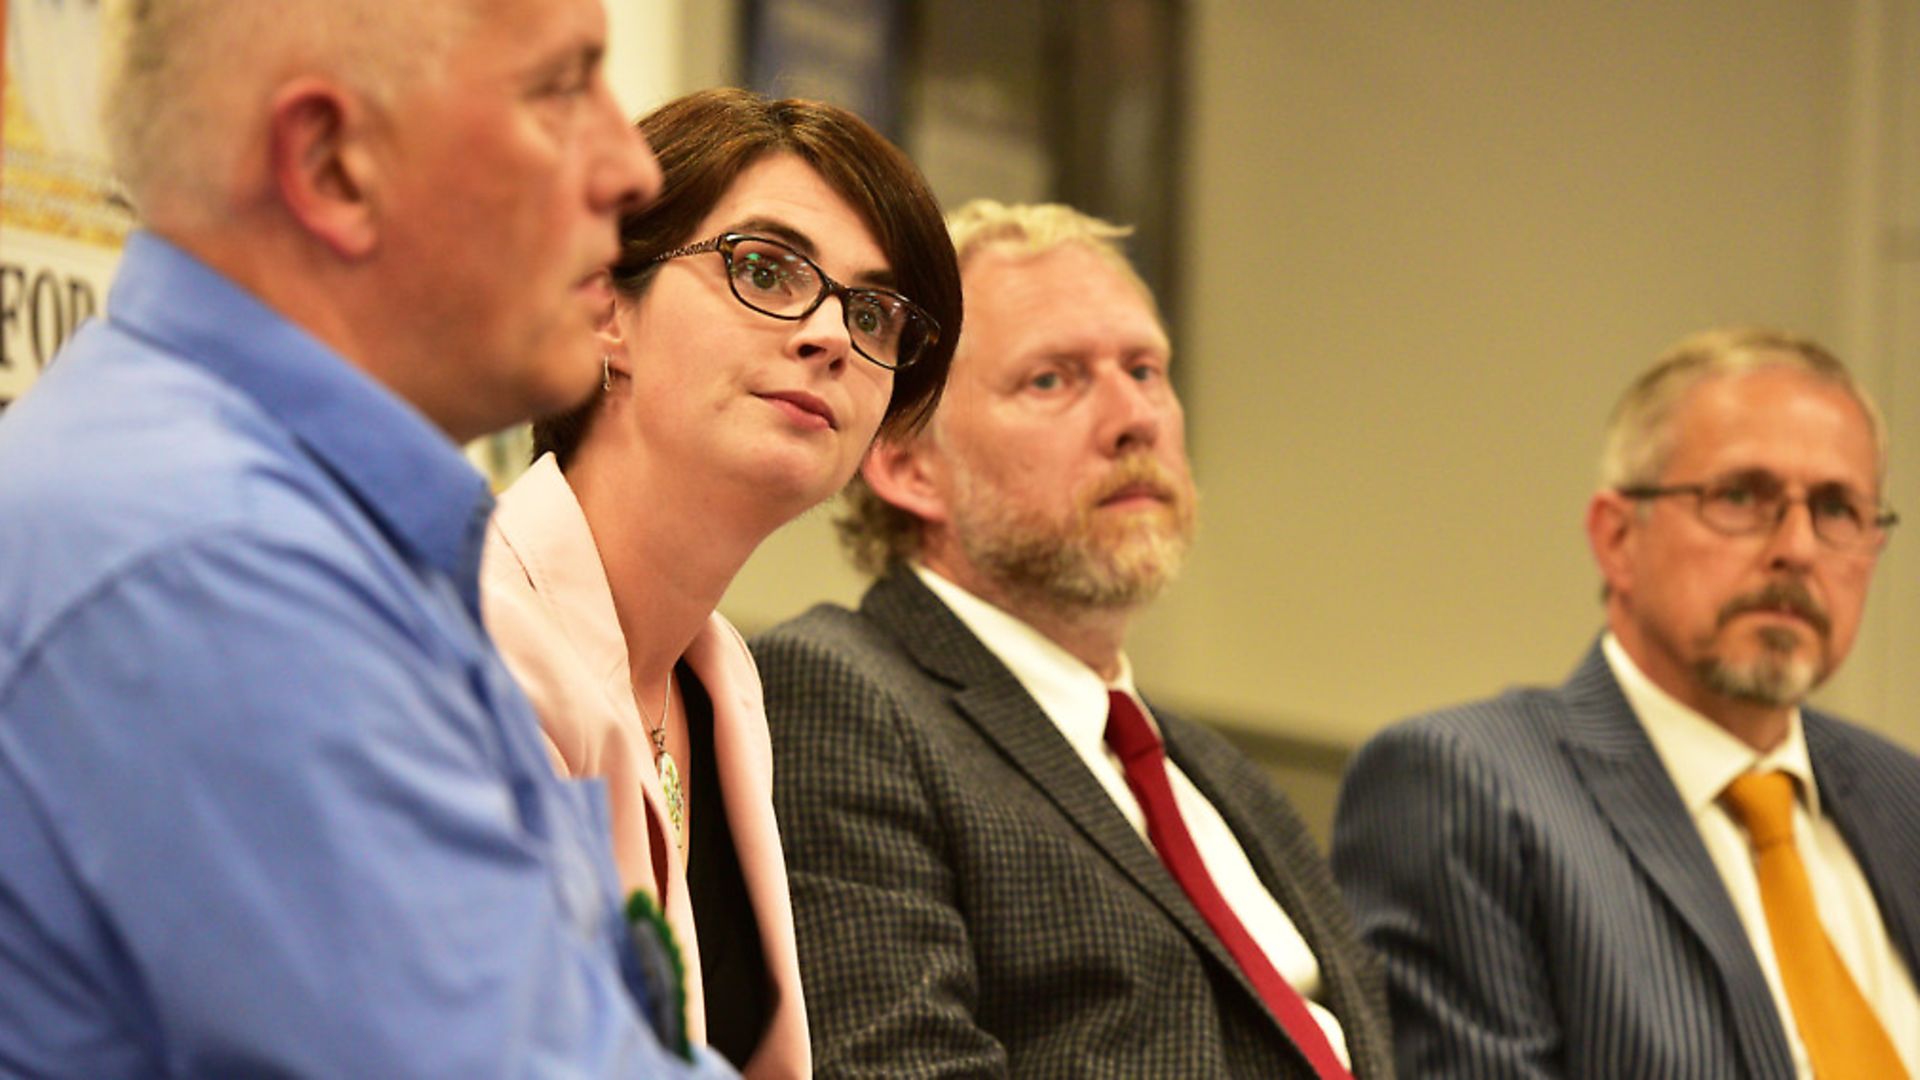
[
  {"left": 650, "top": 232, "right": 940, "bottom": 371},
  {"left": 1619, "top": 472, "right": 1898, "bottom": 552}
]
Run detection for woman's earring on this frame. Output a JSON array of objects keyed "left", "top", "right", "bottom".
[{"left": 602, "top": 354, "right": 614, "bottom": 393}]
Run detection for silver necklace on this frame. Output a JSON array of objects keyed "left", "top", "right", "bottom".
[{"left": 638, "top": 671, "right": 684, "bottom": 850}]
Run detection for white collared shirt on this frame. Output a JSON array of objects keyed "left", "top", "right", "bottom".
[
  {"left": 916, "top": 566, "right": 1350, "bottom": 1066},
  {"left": 1604, "top": 634, "right": 1920, "bottom": 1078}
]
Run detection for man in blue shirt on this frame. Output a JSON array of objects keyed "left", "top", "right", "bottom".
[{"left": 0, "top": 0, "right": 731, "bottom": 1075}]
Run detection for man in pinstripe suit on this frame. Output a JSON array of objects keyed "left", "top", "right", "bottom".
[
  {"left": 753, "top": 201, "right": 1393, "bottom": 1077},
  {"left": 1333, "top": 328, "right": 1920, "bottom": 1078}
]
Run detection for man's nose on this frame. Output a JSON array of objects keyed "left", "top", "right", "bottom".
[
  {"left": 593, "top": 79, "right": 662, "bottom": 216},
  {"left": 1095, "top": 368, "right": 1164, "bottom": 454},
  {"left": 1762, "top": 497, "right": 1821, "bottom": 570}
]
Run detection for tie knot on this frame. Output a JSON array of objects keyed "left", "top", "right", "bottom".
[
  {"left": 1722, "top": 770, "right": 1798, "bottom": 849},
  {"left": 1104, "top": 690, "right": 1162, "bottom": 765}
]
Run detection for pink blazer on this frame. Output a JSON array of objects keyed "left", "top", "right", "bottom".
[{"left": 480, "top": 454, "right": 809, "bottom": 1078}]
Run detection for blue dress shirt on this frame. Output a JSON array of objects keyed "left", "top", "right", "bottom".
[{"left": 0, "top": 233, "right": 729, "bottom": 1077}]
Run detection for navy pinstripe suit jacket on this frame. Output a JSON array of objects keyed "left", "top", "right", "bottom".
[
  {"left": 1331, "top": 642, "right": 1920, "bottom": 1079},
  {"left": 754, "top": 566, "right": 1395, "bottom": 1078}
]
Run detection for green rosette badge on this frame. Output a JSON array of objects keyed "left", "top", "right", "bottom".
[{"left": 626, "top": 889, "right": 691, "bottom": 1061}]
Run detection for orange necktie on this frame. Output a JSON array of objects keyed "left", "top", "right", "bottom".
[{"left": 1721, "top": 771, "right": 1906, "bottom": 1079}]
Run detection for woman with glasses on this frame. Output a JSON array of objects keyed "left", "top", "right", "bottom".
[{"left": 481, "top": 88, "right": 960, "bottom": 1076}]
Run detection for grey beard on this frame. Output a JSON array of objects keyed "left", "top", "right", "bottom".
[{"left": 1695, "top": 626, "right": 1821, "bottom": 708}]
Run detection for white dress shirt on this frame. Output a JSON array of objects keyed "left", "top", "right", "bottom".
[
  {"left": 1604, "top": 634, "right": 1920, "bottom": 1078},
  {"left": 916, "top": 566, "right": 1350, "bottom": 1066}
]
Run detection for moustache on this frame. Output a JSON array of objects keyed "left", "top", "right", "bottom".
[
  {"left": 1087, "top": 455, "right": 1183, "bottom": 508},
  {"left": 1717, "top": 579, "right": 1831, "bottom": 638}
]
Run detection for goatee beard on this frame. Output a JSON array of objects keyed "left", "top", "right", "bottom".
[
  {"left": 1694, "top": 579, "right": 1831, "bottom": 707},
  {"left": 1695, "top": 625, "right": 1820, "bottom": 708}
]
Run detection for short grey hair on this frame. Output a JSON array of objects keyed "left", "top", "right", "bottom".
[
  {"left": 100, "top": 0, "right": 471, "bottom": 225},
  {"left": 1599, "top": 326, "right": 1886, "bottom": 491}
]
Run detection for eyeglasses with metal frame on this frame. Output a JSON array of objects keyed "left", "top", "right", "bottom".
[
  {"left": 1617, "top": 471, "right": 1899, "bottom": 552},
  {"left": 650, "top": 232, "right": 940, "bottom": 372}
]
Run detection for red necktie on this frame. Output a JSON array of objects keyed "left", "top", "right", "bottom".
[{"left": 1105, "top": 691, "right": 1353, "bottom": 1079}]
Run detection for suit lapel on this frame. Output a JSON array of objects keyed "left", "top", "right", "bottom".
[
  {"left": 860, "top": 569, "right": 1264, "bottom": 1007},
  {"left": 1165, "top": 728, "right": 1304, "bottom": 936},
  {"left": 1556, "top": 644, "right": 1794, "bottom": 1078},
  {"left": 1808, "top": 717, "right": 1920, "bottom": 976},
  {"left": 1168, "top": 730, "right": 1344, "bottom": 978},
  {"left": 1165, "top": 721, "right": 1386, "bottom": 1069}
]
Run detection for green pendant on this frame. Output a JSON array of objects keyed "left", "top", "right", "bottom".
[{"left": 659, "top": 750, "right": 685, "bottom": 851}]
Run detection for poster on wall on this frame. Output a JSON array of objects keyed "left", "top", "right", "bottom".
[
  {"left": 2, "top": 0, "right": 132, "bottom": 414},
  {"left": 745, "top": 0, "right": 905, "bottom": 138}
]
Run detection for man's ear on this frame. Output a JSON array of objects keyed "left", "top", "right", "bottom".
[
  {"left": 1586, "top": 490, "right": 1638, "bottom": 598},
  {"left": 269, "top": 78, "right": 378, "bottom": 258},
  {"left": 862, "top": 435, "right": 949, "bottom": 525}
]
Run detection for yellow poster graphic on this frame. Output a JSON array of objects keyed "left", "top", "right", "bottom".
[{"left": 3, "top": 0, "right": 132, "bottom": 410}]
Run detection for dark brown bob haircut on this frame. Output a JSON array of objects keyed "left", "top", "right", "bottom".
[{"left": 533, "top": 87, "right": 962, "bottom": 469}]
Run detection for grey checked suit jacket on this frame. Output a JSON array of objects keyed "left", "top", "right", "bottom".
[
  {"left": 1331, "top": 642, "right": 1920, "bottom": 1079},
  {"left": 752, "top": 567, "right": 1394, "bottom": 1078}
]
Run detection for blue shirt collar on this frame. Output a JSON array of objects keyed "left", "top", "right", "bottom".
[{"left": 106, "top": 231, "right": 494, "bottom": 591}]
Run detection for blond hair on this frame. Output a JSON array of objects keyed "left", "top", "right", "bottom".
[{"left": 946, "top": 199, "right": 1155, "bottom": 313}]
